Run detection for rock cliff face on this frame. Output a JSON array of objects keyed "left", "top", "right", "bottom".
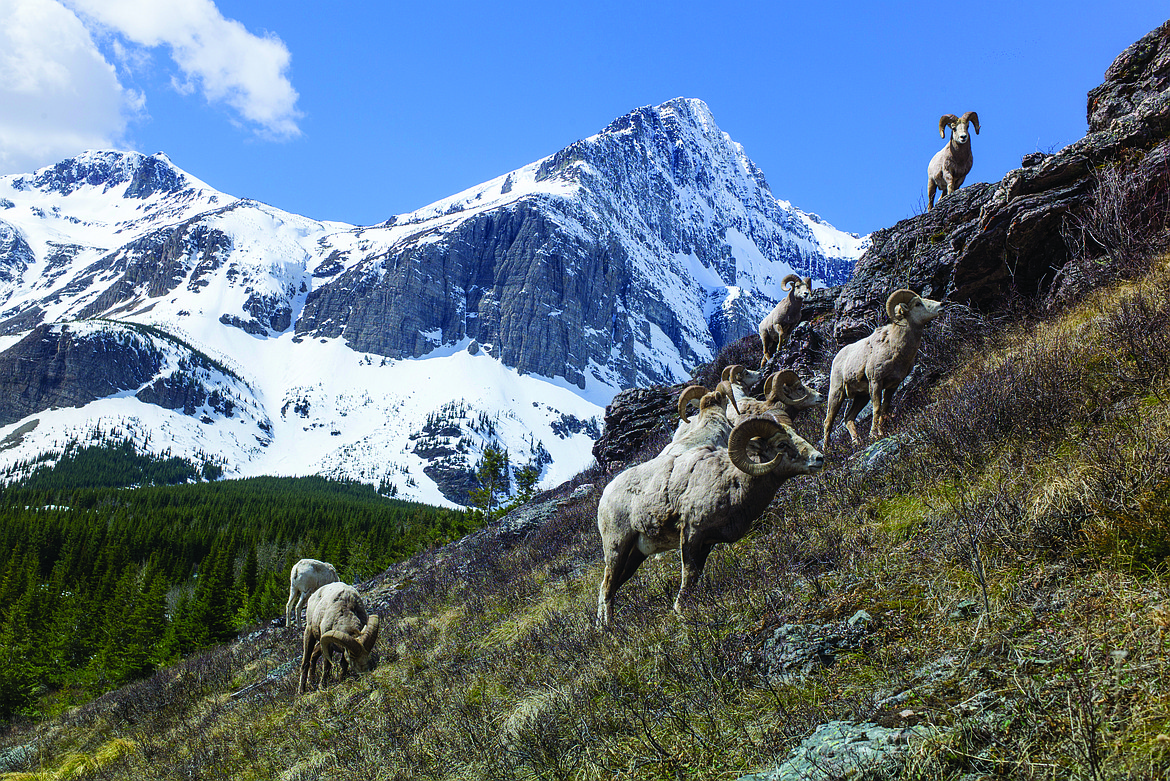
[
  {"left": 295, "top": 98, "right": 864, "bottom": 390},
  {"left": 0, "top": 324, "right": 163, "bottom": 427},
  {"left": 835, "top": 21, "right": 1170, "bottom": 339}
]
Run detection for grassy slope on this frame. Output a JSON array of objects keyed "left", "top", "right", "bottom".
[{"left": 3, "top": 260, "right": 1170, "bottom": 780}]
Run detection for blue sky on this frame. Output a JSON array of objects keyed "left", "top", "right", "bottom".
[{"left": 2, "top": 1, "right": 1167, "bottom": 236}]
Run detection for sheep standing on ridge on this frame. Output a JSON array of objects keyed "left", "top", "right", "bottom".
[
  {"left": 821, "top": 289, "right": 943, "bottom": 450},
  {"left": 597, "top": 415, "right": 824, "bottom": 625},
  {"left": 285, "top": 558, "right": 339, "bottom": 628},
  {"left": 757, "top": 275, "right": 814, "bottom": 367},
  {"left": 928, "top": 112, "right": 980, "bottom": 209},
  {"left": 298, "top": 581, "right": 380, "bottom": 694}
]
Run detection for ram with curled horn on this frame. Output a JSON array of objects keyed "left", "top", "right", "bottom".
[
  {"left": 822, "top": 288, "right": 943, "bottom": 450},
  {"left": 298, "top": 582, "right": 380, "bottom": 694},
  {"left": 757, "top": 274, "right": 814, "bottom": 368},
  {"left": 596, "top": 414, "right": 824, "bottom": 625},
  {"left": 928, "top": 111, "right": 980, "bottom": 209},
  {"left": 729, "top": 369, "right": 824, "bottom": 426}
]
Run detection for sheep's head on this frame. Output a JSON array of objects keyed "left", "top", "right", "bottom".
[
  {"left": 727, "top": 416, "right": 824, "bottom": 477},
  {"left": 721, "top": 364, "right": 745, "bottom": 386},
  {"left": 321, "top": 613, "right": 380, "bottom": 673},
  {"left": 764, "top": 370, "right": 824, "bottom": 411},
  {"left": 781, "top": 274, "right": 814, "bottom": 300},
  {"left": 677, "top": 381, "right": 739, "bottom": 423},
  {"left": 886, "top": 289, "right": 943, "bottom": 327},
  {"left": 939, "top": 112, "right": 980, "bottom": 145},
  {"left": 722, "top": 364, "right": 765, "bottom": 390}
]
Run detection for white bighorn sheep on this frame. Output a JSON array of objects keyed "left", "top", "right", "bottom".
[
  {"left": 285, "top": 558, "right": 340, "bottom": 628},
  {"left": 729, "top": 370, "right": 824, "bottom": 425},
  {"left": 821, "top": 289, "right": 943, "bottom": 450},
  {"left": 721, "top": 363, "right": 766, "bottom": 405},
  {"left": 670, "top": 380, "right": 739, "bottom": 452},
  {"left": 297, "top": 581, "right": 380, "bottom": 695},
  {"left": 928, "top": 112, "right": 980, "bottom": 209},
  {"left": 596, "top": 415, "right": 824, "bottom": 625},
  {"left": 758, "top": 275, "right": 814, "bottom": 367}
]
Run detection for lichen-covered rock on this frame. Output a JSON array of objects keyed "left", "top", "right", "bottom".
[{"left": 737, "top": 721, "right": 932, "bottom": 781}]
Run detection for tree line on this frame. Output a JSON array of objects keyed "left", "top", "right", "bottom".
[{"left": 0, "top": 443, "right": 477, "bottom": 721}]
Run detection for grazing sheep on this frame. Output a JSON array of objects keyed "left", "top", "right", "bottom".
[
  {"left": 757, "top": 275, "right": 814, "bottom": 367},
  {"left": 821, "top": 289, "right": 943, "bottom": 450},
  {"left": 730, "top": 370, "right": 824, "bottom": 425},
  {"left": 298, "top": 581, "right": 380, "bottom": 694},
  {"left": 285, "top": 558, "right": 340, "bottom": 628},
  {"left": 597, "top": 415, "right": 824, "bottom": 624},
  {"left": 928, "top": 112, "right": 980, "bottom": 209}
]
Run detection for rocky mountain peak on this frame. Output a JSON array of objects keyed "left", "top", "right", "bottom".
[{"left": 13, "top": 150, "right": 191, "bottom": 200}]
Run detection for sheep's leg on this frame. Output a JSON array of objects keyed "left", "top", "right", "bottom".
[
  {"left": 285, "top": 586, "right": 300, "bottom": 627},
  {"left": 294, "top": 592, "right": 310, "bottom": 628},
  {"left": 868, "top": 381, "right": 886, "bottom": 440},
  {"left": 842, "top": 393, "right": 869, "bottom": 446},
  {"left": 928, "top": 180, "right": 937, "bottom": 209},
  {"left": 759, "top": 330, "right": 776, "bottom": 368},
  {"left": 870, "top": 386, "right": 885, "bottom": 439},
  {"left": 597, "top": 538, "right": 647, "bottom": 625},
  {"left": 675, "top": 540, "right": 715, "bottom": 614},
  {"left": 822, "top": 385, "right": 847, "bottom": 450},
  {"left": 297, "top": 635, "right": 316, "bottom": 695}
]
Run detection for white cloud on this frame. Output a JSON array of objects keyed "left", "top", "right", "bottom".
[
  {"left": 65, "top": 0, "right": 302, "bottom": 139},
  {"left": 0, "top": 0, "right": 137, "bottom": 174}
]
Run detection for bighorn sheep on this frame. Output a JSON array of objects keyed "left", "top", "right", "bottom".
[
  {"left": 928, "top": 112, "right": 980, "bottom": 209},
  {"left": 821, "top": 289, "right": 943, "bottom": 450},
  {"left": 285, "top": 558, "right": 340, "bottom": 628},
  {"left": 670, "top": 380, "right": 739, "bottom": 452},
  {"left": 597, "top": 415, "right": 824, "bottom": 625},
  {"left": 721, "top": 364, "right": 766, "bottom": 404},
  {"left": 298, "top": 581, "right": 380, "bottom": 694},
  {"left": 730, "top": 370, "right": 824, "bottom": 425},
  {"left": 757, "top": 275, "right": 814, "bottom": 366}
]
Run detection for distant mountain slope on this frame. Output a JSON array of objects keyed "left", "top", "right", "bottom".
[{"left": 0, "top": 99, "right": 865, "bottom": 505}]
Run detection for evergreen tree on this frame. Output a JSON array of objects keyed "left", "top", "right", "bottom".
[
  {"left": 470, "top": 444, "right": 510, "bottom": 520},
  {"left": 515, "top": 464, "right": 540, "bottom": 503}
]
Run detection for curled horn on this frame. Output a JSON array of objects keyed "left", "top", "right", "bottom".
[
  {"left": 721, "top": 364, "right": 746, "bottom": 385},
  {"left": 358, "top": 614, "right": 380, "bottom": 654},
  {"left": 764, "top": 370, "right": 800, "bottom": 402},
  {"left": 885, "top": 289, "right": 919, "bottom": 322},
  {"left": 802, "top": 276, "right": 813, "bottom": 290},
  {"left": 781, "top": 273, "right": 801, "bottom": 292},
  {"left": 677, "top": 385, "right": 708, "bottom": 423},
  {"left": 728, "top": 416, "right": 786, "bottom": 477},
  {"left": 714, "top": 380, "right": 740, "bottom": 416},
  {"left": 938, "top": 114, "right": 959, "bottom": 138},
  {"left": 962, "top": 111, "right": 980, "bottom": 134},
  {"left": 319, "top": 631, "right": 362, "bottom": 682}
]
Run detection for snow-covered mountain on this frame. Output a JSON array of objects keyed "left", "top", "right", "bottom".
[{"left": 0, "top": 98, "right": 865, "bottom": 506}]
